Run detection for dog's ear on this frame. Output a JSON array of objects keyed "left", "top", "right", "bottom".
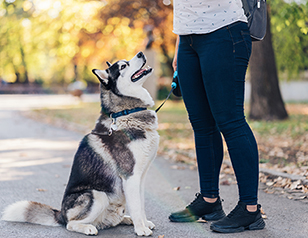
[
  {"left": 106, "top": 61, "right": 111, "bottom": 67},
  {"left": 92, "top": 69, "right": 109, "bottom": 88}
]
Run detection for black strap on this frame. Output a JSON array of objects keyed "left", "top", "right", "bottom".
[
  {"left": 91, "top": 130, "right": 109, "bottom": 136},
  {"left": 241, "top": 0, "right": 251, "bottom": 18},
  {"left": 155, "top": 87, "right": 175, "bottom": 113}
]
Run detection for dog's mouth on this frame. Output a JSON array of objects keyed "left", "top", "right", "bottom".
[{"left": 131, "top": 65, "right": 152, "bottom": 82}]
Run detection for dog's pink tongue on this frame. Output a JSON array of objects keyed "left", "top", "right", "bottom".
[{"left": 134, "top": 69, "right": 146, "bottom": 78}]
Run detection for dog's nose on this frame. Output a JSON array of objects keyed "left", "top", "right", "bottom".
[{"left": 137, "top": 52, "right": 144, "bottom": 58}]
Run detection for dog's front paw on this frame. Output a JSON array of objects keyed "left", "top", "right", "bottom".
[
  {"left": 135, "top": 226, "right": 153, "bottom": 236},
  {"left": 145, "top": 220, "right": 155, "bottom": 230}
]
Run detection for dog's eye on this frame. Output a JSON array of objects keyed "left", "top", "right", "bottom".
[{"left": 121, "top": 65, "right": 126, "bottom": 70}]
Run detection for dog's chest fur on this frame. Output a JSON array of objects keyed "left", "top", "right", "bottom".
[{"left": 88, "top": 110, "right": 159, "bottom": 179}]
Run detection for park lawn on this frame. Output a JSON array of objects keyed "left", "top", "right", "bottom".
[{"left": 27, "top": 100, "right": 308, "bottom": 170}]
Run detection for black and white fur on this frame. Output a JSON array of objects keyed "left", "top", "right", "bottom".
[{"left": 2, "top": 52, "right": 159, "bottom": 236}]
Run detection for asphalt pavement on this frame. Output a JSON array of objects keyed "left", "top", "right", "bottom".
[{"left": 0, "top": 94, "right": 307, "bottom": 238}]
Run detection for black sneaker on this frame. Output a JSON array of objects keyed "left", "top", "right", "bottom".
[
  {"left": 210, "top": 201, "right": 265, "bottom": 233},
  {"left": 169, "top": 193, "right": 226, "bottom": 222}
]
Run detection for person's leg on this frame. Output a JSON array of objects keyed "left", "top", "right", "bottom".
[
  {"left": 177, "top": 35, "right": 224, "bottom": 199},
  {"left": 169, "top": 35, "right": 225, "bottom": 222},
  {"left": 191, "top": 21, "right": 264, "bottom": 232},
  {"left": 195, "top": 22, "right": 259, "bottom": 206}
]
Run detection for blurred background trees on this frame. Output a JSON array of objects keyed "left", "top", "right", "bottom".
[
  {"left": 249, "top": 0, "right": 308, "bottom": 120},
  {"left": 270, "top": 0, "right": 308, "bottom": 79},
  {"left": 0, "top": 0, "right": 307, "bottom": 88},
  {"left": 0, "top": 0, "right": 174, "bottom": 87},
  {"left": 249, "top": 4, "right": 289, "bottom": 121}
]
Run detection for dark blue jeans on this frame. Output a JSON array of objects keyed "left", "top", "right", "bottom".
[{"left": 177, "top": 21, "right": 259, "bottom": 205}]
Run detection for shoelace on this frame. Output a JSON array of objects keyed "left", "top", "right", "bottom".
[{"left": 187, "top": 193, "right": 203, "bottom": 208}]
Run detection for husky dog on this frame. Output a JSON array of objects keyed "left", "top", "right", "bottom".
[{"left": 2, "top": 52, "right": 159, "bottom": 236}]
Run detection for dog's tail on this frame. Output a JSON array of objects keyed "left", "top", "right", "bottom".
[{"left": 1, "top": 201, "right": 65, "bottom": 226}]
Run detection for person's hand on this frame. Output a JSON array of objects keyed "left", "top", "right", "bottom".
[
  {"left": 172, "top": 55, "right": 177, "bottom": 71},
  {"left": 172, "top": 35, "right": 179, "bottom": 72}
]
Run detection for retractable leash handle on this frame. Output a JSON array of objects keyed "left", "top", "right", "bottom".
[
  {"left": 155, "top": 71, "right": 179, "bottom": 113},
  {"left": 171, "top": 71, "right": 178, "bottom": 89},
  {"left": 172, "top": 70, "right": 182, "bottom": 97}
]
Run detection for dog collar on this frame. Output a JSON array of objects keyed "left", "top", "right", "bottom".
[
  {"left": 91, "top": 107, "right": 147, "bottom": 137},
  {"left": 110, "top": 107, "right": 147, "bottom": 119}
]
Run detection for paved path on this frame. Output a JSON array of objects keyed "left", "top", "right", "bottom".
[{"left": 0, "top": 94, "right": 307, "bottom": 238}]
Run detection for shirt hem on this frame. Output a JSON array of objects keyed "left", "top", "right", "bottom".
[{"left": 173, "top": 19, "right": 248, "bottom": 36}]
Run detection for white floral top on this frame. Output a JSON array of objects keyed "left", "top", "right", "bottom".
[{"left": 173, "top": 0, "right": 247, "bottom": 35}]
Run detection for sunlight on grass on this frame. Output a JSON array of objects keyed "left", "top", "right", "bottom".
[{"left": 32, "top": 102, "right": 101, "bottom": 129}]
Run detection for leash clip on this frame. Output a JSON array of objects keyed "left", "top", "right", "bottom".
[{"left": 109, "top": 117, "right": 117, "bottom": 136}]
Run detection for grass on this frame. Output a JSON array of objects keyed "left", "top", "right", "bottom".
[
  {"left": 249, "top": 114, "right": 308, "bottom": 138},
  {"left": 28, "top": 100, "right": 308, "bottom": 167}
]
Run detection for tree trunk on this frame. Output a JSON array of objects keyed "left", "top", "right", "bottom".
[
  {"left": 12, "top": 63, "right": 21, "bottom": 83},
  {"left": 20, "top": 45, "right": 29, "bottom": 84},
  {"left": 249, "top": 6, "right": 288, "bottom": 121}
]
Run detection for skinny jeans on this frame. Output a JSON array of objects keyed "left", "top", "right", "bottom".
[{"left": 177, "top": 21, "right": 259, "bottom": 205}]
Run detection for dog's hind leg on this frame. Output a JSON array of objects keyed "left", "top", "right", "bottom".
[
  {"left": 120, "top": 215, "right": 133, "bottom": 225},
  {"left": 65, "top": 190, "right": 109, "bottom": 236},
  {"left": 67, "top": 221, "right": 98, "bottom": 236}
]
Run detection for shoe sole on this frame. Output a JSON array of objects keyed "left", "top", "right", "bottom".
[
  {"left": 169, "top": 216, "right": 198, "bottom": 222},
  {"left": 169, "top": 210, "right": 226, "bottom": 223},
  {"left": 210, "top": 217, "right": 265, "bottom": 233}
]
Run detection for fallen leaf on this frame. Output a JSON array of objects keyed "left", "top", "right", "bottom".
[
  {"left": 220, "top": 180, "right": 230, "bottom": 186},
  {"left": 266, "top": 181, "right": 275, "bottom": 186},
  {"left": 36, "top": 188, "right": 47, "bottom": 192},
  {"left": 290, "top": 180, "right": 301, "bottom": 190},
  {"left": 223, "top": 167, "right": 234, "bottom": 175},
  {"left": 171, "top": 165, "right": 185, "bottom": 170},
  {"left": 260, "top": 207, "right": 267, "bottom": 219},
  {"left": 158, "top": 235, "right": 165, "bottom": 238},
  {"left": 264, "top": 189, "right": 274, "bottom": 194},
  {"left": 197, "top": 218, "right": 207, "bottom": 223}
]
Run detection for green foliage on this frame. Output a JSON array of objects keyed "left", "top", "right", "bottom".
[
  {"left": 0, "top": 0, "right": 174, "bottom": 85},
  {"left": 270, "top": 0, "right": 308, "bottom": 79}
]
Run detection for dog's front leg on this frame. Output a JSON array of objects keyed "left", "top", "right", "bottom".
[
  {"left": 141, "top": 165, "right": 155, "bottom": 230},
  {"left": 123, "top": 175, "right": 152, "bottom": 236}
]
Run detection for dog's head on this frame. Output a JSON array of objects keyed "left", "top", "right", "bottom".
[{"left": 92, "top": 52, "right": 154, "bottom": 110}]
